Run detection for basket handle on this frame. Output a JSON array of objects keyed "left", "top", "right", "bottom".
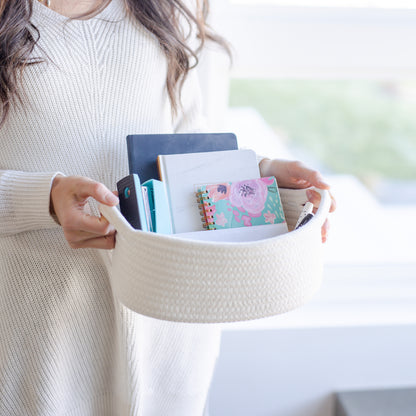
[
  {"left": 313, "top": 189, "right": 332, "bottom": 227},
  {"left": 99, "top": 204, "right": 134, "bottom": 235}
]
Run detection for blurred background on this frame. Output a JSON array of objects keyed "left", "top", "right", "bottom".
[{"left": 199, "top": 1, "right": 416, "bottom": 415}]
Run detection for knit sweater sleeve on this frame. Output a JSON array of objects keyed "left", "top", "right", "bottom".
[{"left": 0, "top": 169, "right": 62, "bottom": 236}]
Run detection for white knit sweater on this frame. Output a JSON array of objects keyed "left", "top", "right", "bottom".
[{"left": 0, "top": 1, "right": 221, "bottom": 415}]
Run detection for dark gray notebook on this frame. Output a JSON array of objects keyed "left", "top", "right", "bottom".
[{"left": 127, "top": 133, "right": 238, "bottom": 182}]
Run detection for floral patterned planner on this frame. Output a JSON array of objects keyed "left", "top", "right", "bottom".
[{"left": 196, "top": 176, "right": 286, "bottom": 230}]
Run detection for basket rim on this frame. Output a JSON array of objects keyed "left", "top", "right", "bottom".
[{"left": 99, "top": 188, "right": 331, "bottom": 248}]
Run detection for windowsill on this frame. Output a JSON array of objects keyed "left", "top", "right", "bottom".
[{"left": 221, "top": 107, "right": 416, "bottom": 331}]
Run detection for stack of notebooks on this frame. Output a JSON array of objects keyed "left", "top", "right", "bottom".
[{"left": 118, "top": 133, "right": 288, "bottom": 242}]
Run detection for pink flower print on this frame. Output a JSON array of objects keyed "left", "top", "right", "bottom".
[
  {"left": 229, "top": 179, "right": 268, "bottom": 215},
  {"left": 215, "top": 212, "right": 228, "bottom": 227},
  {"left": 241, "top": 215, "right": 252, "bottom": 226},
  {"left": 261, "top": 176, "right": 275, "bottom": 186},
  {"left": 206, "top": 184, "right": 230, "bottom": 202},
  {"left": 264, "top": 210, "right": 276, "bottom": 224},
  {"left": 205, "top": 203, "right": 216, "bottom": 216},
  {"left": 233, "top": 210, "right": 241, "bottom": 223},
  {"left": 204, "top": 204, "right": 216, "bottom": 225}
]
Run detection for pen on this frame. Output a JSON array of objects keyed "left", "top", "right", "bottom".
[
  {"left": 295, "top": 201, "right": 314, "bottom": 229},
  {"left": 295, "top": 212, "right": 314, "bottom": 229}
]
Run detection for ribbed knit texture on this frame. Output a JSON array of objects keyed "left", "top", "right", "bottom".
[{"left": 0, "top": 1, "right": 220, "bottom": 415}]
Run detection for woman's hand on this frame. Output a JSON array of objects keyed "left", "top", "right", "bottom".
[
  {"left": 259, "top": 158, "right": 336, "bottom": 243},
  {"left": 50, "top": 175, "right": 119, "bottom": 249}
]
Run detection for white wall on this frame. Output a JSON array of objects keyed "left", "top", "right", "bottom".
[
  {"left": 210, "top": 2, "right": 416, "bottom": 79},
  {"left": 209, "top": 324, "right": 416, "bottom": 416}
]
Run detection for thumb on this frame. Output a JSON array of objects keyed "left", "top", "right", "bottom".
[{"left": 76, "top": 178, "right": 119, "bottom": 206}]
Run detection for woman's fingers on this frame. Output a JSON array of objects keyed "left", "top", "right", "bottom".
[
  {"left": 306, "top": 189, "right": 320, "bottom": 207},
  {"left": 306, "top": 189, "right": 336, "bottom": 213},
  {"left": 306, "top": 189, "right": 335, "bottom": 243},
  {"left": 76, "top": 178, "right": 119, "bottom": 206},
  {"left": 63, "top": 217, "right": 115, "bottom": 248},
  {"left": 321, "top": 218, "right": 330, "bottom": 243},
  {"left": 66, "top": 233, "right": 116, "bottom": 250},
  {"left": 62, "top": 216, "right": 116, "bottom": 249},
  {"left": 50, "top": 175, "right": 119, "bottom": 250},
  {"left": 260, "top": 159, "right": 331, "bottom": 190},
  {"left": 288, "top": 161, "right": 330, "bottom": 189},
  {"left": 61, "top": 211, "right": 114, "bottom": 235},
  {"left": 259, "top": 158, "right": 336, "bottom": 243},
  {"left": 63, "top": 224, "right": 115, "bottom": 241}
]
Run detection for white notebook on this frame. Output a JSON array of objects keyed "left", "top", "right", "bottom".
[{"left": 158, "top": 149, "right": 260, "bottom": 234}]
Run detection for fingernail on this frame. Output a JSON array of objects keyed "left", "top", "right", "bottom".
[
  {"left": 317, "top": 178, "right": 330, "bottom": 188},
  {"left": 106, "top": 193, "right": 119, "bottom": 205}
]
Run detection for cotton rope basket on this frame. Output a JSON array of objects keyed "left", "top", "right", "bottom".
[{"left": 99, "top": 187, "right": 331, "bottom": 323}]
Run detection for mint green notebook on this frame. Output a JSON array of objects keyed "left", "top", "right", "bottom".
[{"left": 197, "top": 176, "right": 286, "bottom": 230}]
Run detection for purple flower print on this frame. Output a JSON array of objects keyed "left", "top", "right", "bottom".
[
  {"left": 229, "top": 178, "right": 270, "bottom": 216},
  {"left": 206, "top": 183, "right": 230, "bottom": 202}
]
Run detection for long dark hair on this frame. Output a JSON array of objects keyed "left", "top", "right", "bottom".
[{"left": 0, "top": 0, "right": 230, "bottom": 125}]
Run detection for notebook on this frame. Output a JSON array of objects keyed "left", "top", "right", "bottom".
[
  {"left": 157, "top": 149, "right": 260, "bottom": 234},
  {"left": 196, "top": 176, "right": 287, "bottom": 233},
  {"left": 127, "top": 133, "right": 238, "bottom": 182},
  {"left": 142, "top": 179, "right": 173, "bottom": 234}
]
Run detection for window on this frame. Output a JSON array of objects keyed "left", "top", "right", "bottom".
[
  {"left": 205, "top": 0, "right": 416, "bottom": 328},
  {"left": 229, "top": 80, "right": 416, "bottom": 203}
]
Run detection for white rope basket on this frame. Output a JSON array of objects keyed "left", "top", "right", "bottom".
[{"left": 99, "top": 188, "right": 331, "bottom": 323}]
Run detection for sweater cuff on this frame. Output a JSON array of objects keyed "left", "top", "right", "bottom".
[{"left": 6, "top": 171, "right": 63, "bottom": 232}]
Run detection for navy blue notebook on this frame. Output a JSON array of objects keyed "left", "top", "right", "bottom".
[{"left": 127, "top": 133, "right": 238, "bottom": 182}]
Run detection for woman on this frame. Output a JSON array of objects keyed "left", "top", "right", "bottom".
[{"left": 0, "top": 0, "right": 335, "bottom": 415}]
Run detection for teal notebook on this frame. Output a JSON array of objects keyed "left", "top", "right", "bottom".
[{"left": 196, "top": 176, "right": 287, "bottom": 230}]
